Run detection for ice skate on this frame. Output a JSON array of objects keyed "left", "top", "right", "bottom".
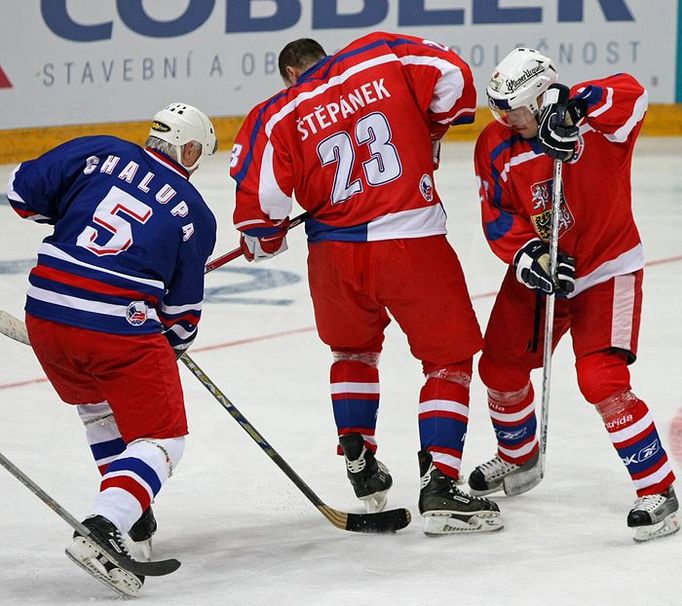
[
  {"left": 128, "top": 506, "right": 157, "bottom": 560},
  {"left": 65, "top": 515, "right": 145, "bottom": 598},
  {"left": 419, "top": 450, "right": 503, "bottom": 536},
  {"left": 339, "top": 433, "right": 393, "bottom": 513},
  {"left": 628, "top": 487, "right": 680, "bottom": 542},
  {"left": 468, "top": 450, "right": 541, "bottom": 496}
]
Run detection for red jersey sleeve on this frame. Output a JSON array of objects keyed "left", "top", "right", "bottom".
[
  {"left": 571, "top": 73, "right": 648, "bottom": 143},
  {"left": 474, "top": 126, "right": 538, "bottom": 264},
  {"left": 230, "top": 97, "right": 294, "bottom": 234},
  {"left": 383, "top": 32, "right": 476, "bottom": 139}
]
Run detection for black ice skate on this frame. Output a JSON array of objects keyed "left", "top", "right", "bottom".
[
  {"left": 128, "top": 506, "right": 157, "bottom": 560},
  {"left": 339, "top": 433, "right": 393, "bottom": 513},
  {"left": 65, "top": 515, "right": 145, "bottom": 598},
  {"left": 419, "top": 449, "right": 503, "bottom": 536},
  {"left": 628, "top": 486, "right": 680, "bottom": 542},
  {"left": 468, "top": 450, "right": 541, "bottom": 497}
]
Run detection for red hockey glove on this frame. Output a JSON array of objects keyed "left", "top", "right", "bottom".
[{"left": 240, "top": 219, "right": 290, "bottom": 263}]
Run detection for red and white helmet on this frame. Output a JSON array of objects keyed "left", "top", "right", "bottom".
[
  {"left": 149, "top": 102, "right": 217, "bottom": 171},
  {"left": 486, "top": 48, "right": 558, "bottom": 124}
]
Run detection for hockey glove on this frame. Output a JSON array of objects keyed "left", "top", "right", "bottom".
[
  {"left": 514, "top": 239, "right": 576, "bottom": 297},
  {"left": 566, "top": 97, "right": 588, "bottom": 126},
  {"left": 171, "top": 336, "right": 195, "bottom": 360},
  {"left": 432, "top": 139, "right": 442, "bottom": 170},
  {"left": 555, "top": 252, "right": 576, "bottom": 297},
  {"left": 538, "top": 84, "right": 579, "bottom": 162},
  {"left": 240, "top": 219, "right": 289, "bottom": 263}
]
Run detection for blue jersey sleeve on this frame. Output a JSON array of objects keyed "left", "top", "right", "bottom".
[
  {"left": 160, "top": 207, "right": 217, "bottom": 350},
  {"left": 7, "top": 137, "right": 109, "bottom": 224}
]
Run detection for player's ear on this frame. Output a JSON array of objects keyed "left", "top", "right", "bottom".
[
  {"left": 284, "top": 65, "right": 298, "bottom": 86},
  {"left": 181, "top": 141, "right": 202, "bottom": 172}
]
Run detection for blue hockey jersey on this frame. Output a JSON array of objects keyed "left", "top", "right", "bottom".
[{"left": 7, "top": 135, "right": 217, "bottom": 348}]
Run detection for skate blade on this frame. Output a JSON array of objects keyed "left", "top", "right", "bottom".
[
  {"left": 503, "top": 464, "right": 542, "bottom": 496},
  {"left": 360, "top": 490, "right": 389, "bottom": 513},
  {"left": 65, "top": 538, "right": 142, "bottom": 598},
  {"left": 469, "top": 484, "right": 503, "bottom": 497},
  {"left": 633, "top": 513, "right": 680, "bottom": 542},
  {"left": 129, "top": 538, "right": 153, "bottom": 562},
  {"left": 422, "top": 511, "right": 504, "bottom": 536}
]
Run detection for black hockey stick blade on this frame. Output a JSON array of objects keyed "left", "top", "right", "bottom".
[
  {"left": 75, "top": 533, "right": 181, "bottom": 577},
  {"left": 180, "top": 355, "right": 413, "bottom": 534},
  {"left": 0, "top": 448, "right": 180, "bottom": 578},
  {"left": 318, "top": 505, "right": 411, "bottom": 533}
]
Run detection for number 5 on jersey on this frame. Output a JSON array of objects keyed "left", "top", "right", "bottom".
[{"left": 76, "top": 186, "right": 153, "bottom": 256}]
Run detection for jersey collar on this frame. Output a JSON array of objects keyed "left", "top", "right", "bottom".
[{"left": 144, "top": 147, "right": 190, "bottom": 179}]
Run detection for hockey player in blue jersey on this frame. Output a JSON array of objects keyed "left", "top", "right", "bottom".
[{"left": 6, "top": 102, "right": 217, "bottom": 597}]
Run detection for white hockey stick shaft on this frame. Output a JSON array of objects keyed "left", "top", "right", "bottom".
[
  {"left": 539, "top": 159, "right": 563, "bottom": 478},
  {"left": 0, "top": 310, "right": 30, "bottom": 345}
]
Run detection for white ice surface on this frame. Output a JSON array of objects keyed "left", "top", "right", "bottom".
[{"left": 0, "top": 139, "right": 681, "bottom": 605}]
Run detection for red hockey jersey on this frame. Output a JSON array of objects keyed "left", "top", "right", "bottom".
[
  {"left": 231, "top": 31, "right": 476, "bottom": 242},
  {"left": 474, "top": 73, "right": 647, "bottom": 296}
]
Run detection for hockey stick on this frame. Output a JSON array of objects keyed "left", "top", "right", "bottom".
[
  {"left": 0, "top": 309, "right": 30, "bottom": 345},
  {"left": 0, "top": 314, "right": 411, "bottom": 532},
  {"left": 0, "top": 312, "right": 180, "bottom": 576},
  {"left": 501, "top": 161, "right": 563, "bottom": 496},
  {"left": 539, "top": 159, "right": 564, "bottom": 478},
  {"left": 0, "top": 212, "right": 310, "bottom": 342},
  {"left": 0, "top": 449, "right": 180, "bottom": 576},
  {"left": 179, "top": 354, "right": 411, "bottom": 533},
  {"left": 204, "top": 212, "right": 308, "bottom": 273}
]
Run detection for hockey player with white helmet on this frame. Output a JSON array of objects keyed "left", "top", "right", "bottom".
[
  {"left": 6, "top": 102, "right": 217, "bottom": 595},
  {"left": 469, "top": 47, "right": 679, "bottom": 542},
  {"left": 149, "top": 102, "right": 218, "bottom": 172}
]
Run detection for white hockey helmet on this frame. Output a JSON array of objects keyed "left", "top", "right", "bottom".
[
  {"left": 486, "top": 48, "right": 558, "bottom": 124},
  {"left": 149, "top": 102, "right": 217, "bottom": 171}
]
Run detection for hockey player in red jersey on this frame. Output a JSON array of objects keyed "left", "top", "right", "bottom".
[
  {"left": 468, "top": 47, "right": 679, "bottom": 541},
  {"left": 7, "top": 103, "right": 217, "bottom": 594},
  {"left": 230, "top": 33, "right": 502, "bottom": 536}
]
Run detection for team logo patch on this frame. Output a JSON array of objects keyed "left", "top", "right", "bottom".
[
  {"left": 126, "top": 301, "right": 149, "bottom": 326},
  {"left": 151, "top": 120, "right": 171, "bottom": 133},
  {"left": 419, "top": 174, "right": 434, "bottom": 202},
  {"left": 529, "top": 178, "right": 574, "bottom": 241}
]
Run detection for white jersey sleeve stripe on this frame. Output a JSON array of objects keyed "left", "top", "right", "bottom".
[
  {"left": 258, "top": 140, "right": 293, "bottom": 220},
  {"left": 605, "top": 89, "right": 648, "bottom": 143}
]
